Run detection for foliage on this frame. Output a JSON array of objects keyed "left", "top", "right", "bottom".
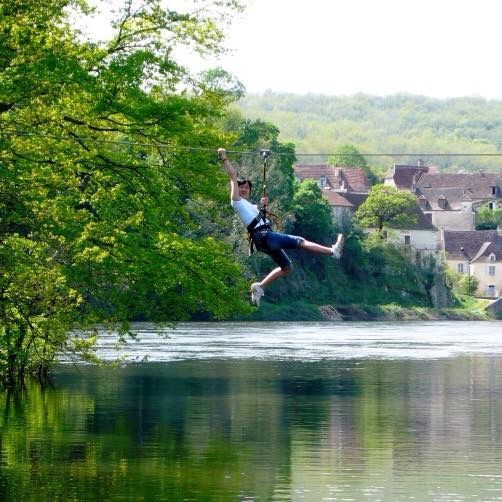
[
  {"left": 355, "top": 185, "right": 417, "bottom": 231},
  {"left": 286, "top": 179, "right": 334, "bottom": 243},
  {"left": 236, "top": 92, "right": 502, "bottom": 172},
  {"left": 458, "top": 274, "right": 479, "bottom": 297},
  {"left": 328, "top": 144, "right": 378, "bottom": 184},
  {"left": 475, "top": 207, "right": 502, "bottom": 230},
  {"left": 0, "top": 0, "right": 248, "bottom": 382}
]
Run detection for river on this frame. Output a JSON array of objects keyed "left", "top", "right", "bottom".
[{"left": 1, "top": 321, "right": 502, "bottom": 501}]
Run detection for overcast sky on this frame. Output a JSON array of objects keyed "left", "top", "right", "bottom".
[{"left": 87, "top": 0, "right": 502, "bottom": 99}]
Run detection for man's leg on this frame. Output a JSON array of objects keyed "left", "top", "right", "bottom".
[
  {"left": 300, "top": 233, "right": 344, "bottom": 258},
  {"left": 250, "top": 249, "right": 292, "bottom": 306},
  {"left": 250, "top": 267, "right": 290, "bottom": 306},
  {"left": 260, "top": 266, "right": 291, "bottom": 288}
]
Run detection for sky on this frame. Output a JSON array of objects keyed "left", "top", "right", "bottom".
[{"left": 85, "top": 0, "right": 502, "bottom": 99}]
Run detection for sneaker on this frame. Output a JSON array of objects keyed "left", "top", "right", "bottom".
[
  {"left": 250, "top": 282, "right": 265, "bottom": 306},
  {"left": 332, "top": 233, "right": 344, "bottom": 259}
]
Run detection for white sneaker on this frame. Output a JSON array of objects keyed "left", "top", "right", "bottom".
[
  {"left": 250, "top": 282, "right": 265, "bottom": 306},
  {"left": 332, "top": 233, "right": 344, "bottom": 259}
]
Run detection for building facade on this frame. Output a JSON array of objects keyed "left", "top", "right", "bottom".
[{"left": 442, "top": 228, "right": 502, "bottom": 298}]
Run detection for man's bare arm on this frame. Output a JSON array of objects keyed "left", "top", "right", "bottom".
[{"left": 218, "top": 148, "right": 240, "bottom": 201}]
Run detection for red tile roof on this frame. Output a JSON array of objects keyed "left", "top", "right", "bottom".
[
  {"left": 322, "top": 190, "right": 354, "bottom": 207},
  {"left": 294, "top": 164, "right": 370, "bottom": 193},
  {"left": 386, "top": 165, "right": 429, "bottom": 189}
]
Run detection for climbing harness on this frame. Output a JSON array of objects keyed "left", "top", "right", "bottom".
[{"left": 246, "top": 149, "right": 276, "bottom": 255}]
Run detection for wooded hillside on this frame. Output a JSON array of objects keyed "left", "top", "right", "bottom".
[{"left": 236, "top": 93, "right": 502, "bottom": 174}]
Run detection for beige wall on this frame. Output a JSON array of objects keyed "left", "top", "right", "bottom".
[
  {"left": 446, "top": 258, "right": 501, "bottom": 298},
  {"left": 387, "top": 229, "right": 439, "bottom": 251},
  {"left": 471, "top": 259, "right": 501, "bottom": 298},
  {"left": 428, "top": 211, "right": 475, "bottom": 231}
]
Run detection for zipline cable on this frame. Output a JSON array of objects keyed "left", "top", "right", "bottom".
[{"left": 2, "top": 130, "right": 502, "bottom": 157}]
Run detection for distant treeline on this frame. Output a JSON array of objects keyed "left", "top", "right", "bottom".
[{"left": 236, "top": 93, "right": 502, "bottom": 174}]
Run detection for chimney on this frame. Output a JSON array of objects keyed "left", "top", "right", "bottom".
[{"left": 411, "top": 174, "right": 417, "bottom": 193}]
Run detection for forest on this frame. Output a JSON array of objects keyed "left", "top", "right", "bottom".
[{"left": 237, "top": 92, "right": 502, "bottom": 175}]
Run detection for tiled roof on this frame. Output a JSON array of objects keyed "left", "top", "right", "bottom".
[
  {"left": 443, "top": 230, "right": 502, "bottom": 261},
  {"left": 417, "top": 173, "right": 502, "bottom": 199},
  {"left": 294, "top": 164, "right": 370, "bottom": 193},
  {"left": 411, "top": 206, "right": 437, "bottom": 230},
  {"left": 322, "top": 190, "right": 354, "bottom": 207},
  {"left": 386, "top": 165, "right": 429, "bottom": 189},
  {"left": 415, "top": 187, "right": 467, "bottom": 210},
  {"left": 321, "top": 191, "right": 368, "bottom": 209}
]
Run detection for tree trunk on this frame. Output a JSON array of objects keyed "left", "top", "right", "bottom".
[{"left": 6, "top": 325, "right": 27, "bottom": 386}]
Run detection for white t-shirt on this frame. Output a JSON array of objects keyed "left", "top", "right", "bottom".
[{"left": 231, "top": 198, "right": 269, "bottom": 227}]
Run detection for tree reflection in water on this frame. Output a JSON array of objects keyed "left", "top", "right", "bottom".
[{"left": 1, "top": 358, "right": 502, "bottom": 501}]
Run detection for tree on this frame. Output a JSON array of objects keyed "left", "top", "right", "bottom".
[
  {"left": 328, "top": 144, "right": 378, "bottom": 185},
  {"left": 475, "top": 207, "right": 502, "bottom": 230},
  {"left": 0, "top": 0, "right": 247, "bottom": 383},
  {"left": 328, "top": 144, "right": 369, "bottom": 169},
  {"left": 288, "top": 179, "right": 333, "bottom": 243},
  {"left": 355, "top": 185, "right": 417, "bottom": 231},
  {"left": 458, "top": 274, "right": 479, "bottom": 297}
]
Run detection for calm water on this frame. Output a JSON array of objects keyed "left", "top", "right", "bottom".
[{"left": 2, "top": 321, "right": 502, "bottom": 501}]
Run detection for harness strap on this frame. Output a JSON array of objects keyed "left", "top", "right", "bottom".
[{"left": 246, "top": 211, "right": 272, "bottom": 256}]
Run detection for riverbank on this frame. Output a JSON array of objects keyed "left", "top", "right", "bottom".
[{"left": 244, "top": 300, "right": 494, "bottom": 322}]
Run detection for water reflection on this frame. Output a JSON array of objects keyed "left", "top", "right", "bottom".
[{"left": 1, "top": 357, "right": 502, "bottom": 500}]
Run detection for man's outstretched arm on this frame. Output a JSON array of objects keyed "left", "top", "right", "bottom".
[{"left": 218, "top": 148, "right": 240, "bottom": 201}]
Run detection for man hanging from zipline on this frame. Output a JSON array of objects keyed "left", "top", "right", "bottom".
[{"left": 218, "top": 148, "right": 344, "bottom": 307}]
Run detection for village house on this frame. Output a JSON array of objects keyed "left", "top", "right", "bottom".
[
  {"left": 384, "top": 162, "right": 433, "bottom": 190},
  {"left": 385, "top": 163, "right": 502, "bottom": 231},
  {"left": 384, "top": 205, "right": 439, "bottom": 258},
  {"left": 442, "top": 228, "right": 502, "bottom": 298},
  {"left": 293, "top": 164, "right": 370, "bottom": 227},
  {"left": 415, "top": 172, "right": 502, "bottom": 231}
]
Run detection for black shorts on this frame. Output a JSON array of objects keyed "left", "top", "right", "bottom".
[{"left": 252, "top": 229, "right": 304, "bottom": 270}]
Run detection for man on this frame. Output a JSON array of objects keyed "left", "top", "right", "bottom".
[{"left": 218, "top": 148, "right": 344, "bottom": 306}]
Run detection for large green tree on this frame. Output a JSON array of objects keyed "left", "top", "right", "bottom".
[
  {"left": 0, "top": 0, "right": 248, "bottom": 383},
  {"left": 355, "top": 185, "right": 417, "bottom": 231}
]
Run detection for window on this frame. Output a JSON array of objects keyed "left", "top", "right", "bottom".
[
  {"left": 488, "top": 285, "right": 496, "bottom": 297},
  {"left": 488, "top": 202, "right": 494, "bottom": 210},
  {"left": 319, "top": 176, "right": 327, "bottom": 188},
  {"left": 419, "top": 198, "right": 427, "bottom": 209},
  {"left": 489, "top": 265, "right": 496, "bottom": 276},
  {"left": 438, "top": 197, "right": 447, "bottom": 209},
  {"left": 404, "top": 235, "right": 411, "bottom": 246},
  {"left": 457, "top": 263, "right": 464, "bottom": 274},
  {"left": 491, "top": 186, "right": 497, "bottom": 196},
  {"left": 490, "top": 253, "right": 496, "bottom": 262}
]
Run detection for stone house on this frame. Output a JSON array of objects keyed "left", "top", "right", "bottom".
[
  {"left": 384, "top": 163, "right": 433, "bottom": 190},
  {"left": 293, "top": 164, "right": 370, "bottom": 227},
  {"left": 442, "top": 228, "right": 502, "bottom": 298},
  {"left": 386, "top": 164, "right": 502, "bottom": 232},
  {"left": 415, "top": 172, "right": 502, "bottom": 231},
  {"left": 385, "top": 206, "right": 439, "bottom": 253}
]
